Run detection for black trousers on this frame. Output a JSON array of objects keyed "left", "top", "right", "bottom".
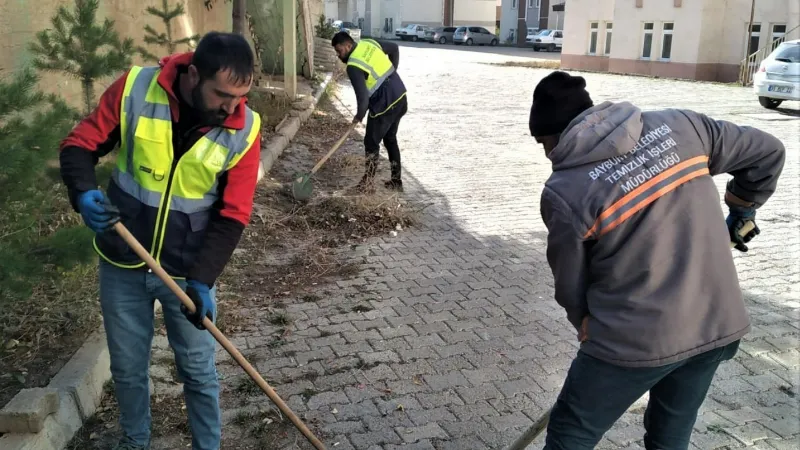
[
  {"left": 544, "top": 340, "right": 740, "bottom": 450},
  {"left": 364, "top": 97, "right": 408, "bottom": 181}
]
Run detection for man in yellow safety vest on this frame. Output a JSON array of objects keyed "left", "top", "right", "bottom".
[
  {"left": 332, "top": 31, "right": 409, "bottom": 192},
  {"left": 58, "top": 32, "right": 261, "bottom": 450}
]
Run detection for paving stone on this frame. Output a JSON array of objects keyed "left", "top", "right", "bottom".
[
  {"left": 406, "top": 406, "right": 458, "bottom": 426},
  {"left": 434, "top": 435, "right": 487, "bottom": 450},
  {"left": 385, "top": 440, "right": 437, "bottom": 450},
  {"left": 760, "top": 418, "right": 800, "bottom": 439},
  {"left": 726, "top": 422, "right": 780, "bottom": 446},
  {"left": 690, "top": 430, "right": 747, "bottom": 449},
  {"left": 307, "top": 391, "right": 350, "bottom": 411},
  {"left": 422, "top": 372, "right": 470, "bottom": 391},
  {"left": 718, "top": 407, "right": 773, "bottom": 425},
  {"left": 395, "top": 422, "right": 448, "bottom": 443},
  {"left": 375, "top": 395, "right": 423, "bottom": 416},
  {"left": 349, "top": 429, "right": 403, "bottom": 448},
  {"left": 484, "top": 411, "right": 533, "bottom": 432},
  {"left": 415, "top": 390, "right": 466, "bottom": 409}
]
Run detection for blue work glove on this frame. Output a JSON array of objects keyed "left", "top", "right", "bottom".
[
  {"left": 181, "top": 279, "right": 215, "bottom": 330},
  {"left": 77, "top": 190, "right": 120, "bottom": 233},
  {"left": 726, "top": 205, "right": 759, "bottom": 252}
]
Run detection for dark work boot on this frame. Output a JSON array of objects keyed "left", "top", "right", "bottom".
[
  {"left": 384, "top": 179, "right": 403, "bottom": 191},
  {"left": 354, "top": 156, "right": 378, "bottom": 194}
]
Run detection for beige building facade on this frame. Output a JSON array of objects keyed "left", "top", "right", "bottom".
[
  {"left": 561, "top": 0, "right": 800, "bottom": 83},
  {"left": 0, "top": 0, "right": 232, "bottom": 108}
]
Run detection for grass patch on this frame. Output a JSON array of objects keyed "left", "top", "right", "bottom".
[
  {"left": 235, "top": 376, "right": 262, "bottom": 397},
  {"left": 302, "top": 293, "right": 320, "bottom": 302},
  {"left": 246, "top": 89, "right": 292, "bottom": 133},
  {"left": 0, "top": 69, "right": 113, "bottom": 406},
  {"left": 268, "top": 311, "right": 292, "bottom": 326}
]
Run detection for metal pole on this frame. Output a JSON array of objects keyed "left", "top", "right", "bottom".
[
  {"left": 283, "top": 0, "right": 297, "bottom": 99},
  {"left": 741, "top": 0, "right": 756, "bottom": 84}
]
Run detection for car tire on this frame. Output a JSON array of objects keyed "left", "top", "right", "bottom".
[
  {"left": 490, "top": 39, "right": 498, "bottom": 46},
  {"left": 466, "top": 38, "right": 474, "bottom": 46},
  {"left": 533, "top": 46, "right": 540, "bottom": 52},
  {"left": 439, "top": 36, "right": 447, "bottom": 44},
  {"left": 411, "top": 36, "right": 418, "bottom": 42},
  {"left": 758, "top": 96, "right": 783, "bottom": 109},
  {"left": 548, "top": 44, "right": 556, "bottom": 52}
]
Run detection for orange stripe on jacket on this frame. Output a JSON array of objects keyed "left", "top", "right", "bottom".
[
  {"left": 596, "top": 168, "right": 709, "bottom": 237},
  {"left": 584, "top": 155, "right": 710, "bottom": 239}
]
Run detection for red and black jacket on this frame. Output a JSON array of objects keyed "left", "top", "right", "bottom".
[{"left": 59, "top": 53, "right": 261, "bottom": 285}]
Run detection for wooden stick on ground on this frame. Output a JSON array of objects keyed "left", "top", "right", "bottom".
[{"left": 112, "top": 222, "right": 326, "bottom": 450}]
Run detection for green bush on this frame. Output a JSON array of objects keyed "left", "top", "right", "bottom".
[
  {"left": 0, "top": 68, "right": 93, "bottom": 301},
  {"left": 315, "top": 14, "right": 336, "bottom": 40}
]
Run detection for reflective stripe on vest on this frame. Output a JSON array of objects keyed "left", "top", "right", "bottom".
[
  {"left": 104, "top": 65, "right": 261, "bottom": 264},
  {"left": 346, "top": 39, "right": 396, "bottom": 96}
]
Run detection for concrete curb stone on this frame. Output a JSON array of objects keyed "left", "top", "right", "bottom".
[{"left": 257, "top": 71, "right": 335, "bottom": 182}]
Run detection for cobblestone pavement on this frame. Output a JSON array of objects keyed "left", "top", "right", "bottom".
[{"left": 164, "top": 47, "right": 798, "bottom": 449}]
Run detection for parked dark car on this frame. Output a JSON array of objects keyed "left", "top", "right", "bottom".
[{"left": 432, "top": 26, "right": 457, "bottom": 44}]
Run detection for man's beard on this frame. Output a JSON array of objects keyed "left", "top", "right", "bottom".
[{"left": 191, "top": 83, "right": 228, "bottom": 125}]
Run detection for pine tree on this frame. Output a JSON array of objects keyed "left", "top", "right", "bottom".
[
  {"left": 28, "top": 0, "right": 135, "bottom": 115},
  {"left": 0, "top": 68, "right": 92, "bottom": 301},
  {"left": 138, "top": 0, "right": 202, "bottom": 63}
]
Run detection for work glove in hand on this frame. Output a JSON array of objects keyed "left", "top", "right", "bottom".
[
  {"left": 77, "top": 190, "right": 120, "bottom": 233},
  {"left": 181, "top": 279, "right": 215, "bottom": 330},
  {"left": 726, "top": 205, "right": 759, "bottom": 252}
]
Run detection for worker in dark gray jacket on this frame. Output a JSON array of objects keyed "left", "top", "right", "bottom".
[{"left": 529, "top": 71, "right": 785, "bottom": 450}]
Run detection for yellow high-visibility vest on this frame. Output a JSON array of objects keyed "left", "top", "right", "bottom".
[
  {"left": 347, "top": 39, "right": 396, "bottom": 96},
  {"left": 94, "top": 65, "right": 261, "bottom": 277}
]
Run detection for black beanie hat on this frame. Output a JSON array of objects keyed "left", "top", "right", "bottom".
[{"left": 529, "top": 71, "right": 594, "bottom": 137}]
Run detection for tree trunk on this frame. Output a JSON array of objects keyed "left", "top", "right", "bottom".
[
  {"left": 82, "top": 78, "right": 94, "bottom": 116},
  {"left": 232, "top": 0, "right": 246, "bottom": 35}
]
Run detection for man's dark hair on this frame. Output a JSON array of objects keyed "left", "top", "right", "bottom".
[
  {"left": 331, "top": 31, "right": 354, "bottom": 47},
  {"left": 192, "top": 31, "right": 254, "bottom": 84}
]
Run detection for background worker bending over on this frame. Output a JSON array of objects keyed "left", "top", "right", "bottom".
[{"left": 332, "top": 31, "right": 408, "bottom": 192}]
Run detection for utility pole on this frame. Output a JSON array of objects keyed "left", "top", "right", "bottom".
[
  {"left": 283, "top": 0, "right": 297, "bottom": 99},
  {"left": 740, "top": 0, "right": 756, "bottom": 84}
]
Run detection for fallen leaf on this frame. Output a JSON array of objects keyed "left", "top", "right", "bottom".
[
  {"left": 89, "top": 432, "right": 99, "bottom": 440},
  {"left": 412, "top": 375, "right": 424, "bottom": 385},
  {"left": 331, "top": 408, "right": 338, "bottom": 414},
  {"left": 396, "top": 404, "right": 404, "bottom": 411}
]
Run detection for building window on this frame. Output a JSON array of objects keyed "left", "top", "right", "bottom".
[
  {"left": 772, "top": 24, "right": 787, "bottom": 50},
  {"left": 528, "top": 0, "right": 540, "bottom": 8},
  {"left": 511, "top": 0, "right": 517, "bottom": 9},
  {"left": 604, "top": 22, "right": 613, "bottom": 55},
  {"left": 661, "top": 22, "right": 674, "bottom": 60},
  {"left": 747, "top": 23, "right": 761, "bottom": 56},
  {"left": 642, "top": 22, "right": 654, "bottom": 59},
  {"left": 589, "top": 22, "right": 599, "bottom": 55}
]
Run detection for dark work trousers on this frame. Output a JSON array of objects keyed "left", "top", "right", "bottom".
[
  {"left": 364, "top": 97, "right": 408, "bottom": 182},
  {"left": 544, "top": 339, "right": 740, "bottom": 450}
]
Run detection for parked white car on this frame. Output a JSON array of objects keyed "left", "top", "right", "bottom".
[
  {"left": 530, "top": 29, "right": 563, "bottom": 52},
  {"left": 753, "top": 39, "right": 800, "bottom": 109},
  {"left": 332, "top": 20, "right": 361, "bottom": 41},
  {"left": 395, "top": 24, "right": 427, "bottom": 42}
]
